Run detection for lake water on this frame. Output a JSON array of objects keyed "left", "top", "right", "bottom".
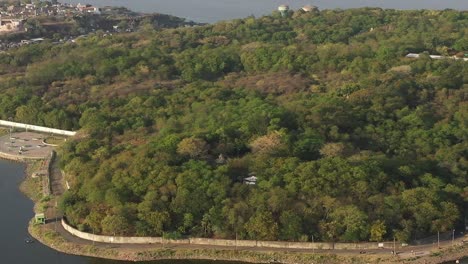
[
  {"left": 0, "top": 159, "right": 246, "bottom": 264},
  {"left": 62, "top": 0, "right": 468, "bottom": 23},
  {"left": 443, "top": 258, "right": 468, "bottom": 264}
]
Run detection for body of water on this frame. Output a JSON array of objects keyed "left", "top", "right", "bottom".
[
  {"left": 443, "top": 258, "right": 468, "bottom": 264},
  {"left": 0, "top": 159, "right": 245, "bottom": 264},
  {"left": 0, "top": 160, "right": 85, "bottom": 264},
  {"left": 62, "top": 0, "right": 468, "bottom": 23}
]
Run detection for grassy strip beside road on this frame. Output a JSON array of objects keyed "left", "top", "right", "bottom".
[
  {"left": 0, "top": 128, "right": 8, "bottom": 137},
  {"left": 43, "top": 136, "right": 66, "bottom": 146},
  {"left": 20, "top": 160, "right": 44, "bottom": 202}
]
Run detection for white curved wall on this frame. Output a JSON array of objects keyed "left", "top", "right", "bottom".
[
  {"left": 61, "top": 218, "right": 164, "bottom": 244},
  {"left": 0, "top": 120, "right": 76, "bottom": 136},
  {"left": 61, "top": 219, "right": 387, "bottom": 249}
]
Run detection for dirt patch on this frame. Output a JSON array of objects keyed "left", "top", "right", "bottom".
[{"left": 222, "top": 72, "right": 317, "bottom": 95}]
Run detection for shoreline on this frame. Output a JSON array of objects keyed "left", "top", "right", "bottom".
[
  {"left": 0, "top": 149, "right": 466, "bottom": 264},
  {"left": 27, "top": 221, "right": 468, "bottom": 264}
]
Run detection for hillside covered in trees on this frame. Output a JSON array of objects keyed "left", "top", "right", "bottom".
[{"left": 0, "top": 8, "right": 466, "bottom": 243}]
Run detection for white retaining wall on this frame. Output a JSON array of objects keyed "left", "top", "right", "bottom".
[
  {"left": 61, "top": 219, "right": 389, "bottom": 250},
  {"left": 61, "top": 219, "right": 163, "bottom": 244},
  {"left": 0, "top": 120, "right": 76, "bottom": 136}
]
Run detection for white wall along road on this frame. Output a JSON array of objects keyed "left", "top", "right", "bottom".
[{"left": 0, "top": 120, "right": 76, "bottom": 136}]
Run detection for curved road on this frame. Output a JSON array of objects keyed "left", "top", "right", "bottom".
[{"left": 42, "top": 217, "right": 467, "bottom": 262}]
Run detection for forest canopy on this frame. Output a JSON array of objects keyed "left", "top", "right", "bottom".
[{"left": 0, "top": 8, "right": 466, "bottom": 243}]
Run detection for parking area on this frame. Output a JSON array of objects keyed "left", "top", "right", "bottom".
[{"left": 0, "top": 131, "right": 54, "bottom": 159}]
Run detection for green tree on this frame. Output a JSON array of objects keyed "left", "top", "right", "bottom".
[
  {"left": 101, "top": 215, "right": 131, "bottom": 236},
  {"left": 330, "top": 205, "right": 369, "bottom": 242},
  {"left": 177, "top": 137, "right": 208, "bottom": 158},
  {"left": 370, "top": 220, "right": 387, "bottom": 242},
  {"left": 146, "top": 211, "right": 171, "bottom": 236},
  {"left": 279, "top": 210, "right": 303, "bottom": 241},
  {"left": 245, "top": 211, "right": 279, "bottom": 241}
]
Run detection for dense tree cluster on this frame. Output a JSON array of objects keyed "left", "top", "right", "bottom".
[{"left": 0, "top": 8, "right": 466, "bottom": 242}]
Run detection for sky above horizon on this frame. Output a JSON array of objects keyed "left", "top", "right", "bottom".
[{"left": 62, "top": 0, "right": 468, "bottom": 23}]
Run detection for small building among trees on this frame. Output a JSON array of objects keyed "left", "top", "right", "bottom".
[{"left": 244, "top": 174, "right": 258, "bottom": 185}]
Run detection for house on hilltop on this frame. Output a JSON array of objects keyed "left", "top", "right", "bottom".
[{"left": 76, "top": 3, "right": 101, "bottom": 14}]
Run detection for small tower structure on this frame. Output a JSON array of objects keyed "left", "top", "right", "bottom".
[
  {"left": 278, "top": 5, "right": 290, "bottom": 17},
  {"left": 35, "top": 213, "right": 46, "bottom": 224}
]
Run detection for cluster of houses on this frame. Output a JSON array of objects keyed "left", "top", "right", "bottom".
[
  {"left": 75, "top": 3, "right": 102, "bottom": 15},
  {"left": 0, "top": 2, "right": 102, "bottom": 33}
]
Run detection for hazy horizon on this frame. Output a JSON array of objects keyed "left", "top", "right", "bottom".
[{"left": 64, "top": 0, "right": 468, "bottom": 23}]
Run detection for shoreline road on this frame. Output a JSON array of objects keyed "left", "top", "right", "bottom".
[{"left": 43, "top": 218, "right": 467, "bottom": 260}]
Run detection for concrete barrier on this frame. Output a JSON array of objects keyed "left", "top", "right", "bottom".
[
  {"left": 41, "top": 140, "right": 59, "bottom": 147},
  {"left": 257, "top": 240, "right": 293, "bottom": 249},
  {"left": 61, "top": 219, "right": 163, "bottom": 244},
  {"left": 190, "top": 238, "right": 234, "bottom": 246},
  {"left": 0, "top": 151, "right": 44, "bottom": 161},
  {"left": 234, "top": 239, "right": 258, "bottom": 247},
  {"left": 334, "top": 242, "right": 379, "bottom": 250},
  {"left": 0, "top": 120, "right": 76, "bottom": 137},
  {"left": 61, "top": 219, "right": 388, "bottom": 250}
]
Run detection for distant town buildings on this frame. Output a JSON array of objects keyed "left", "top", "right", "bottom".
[
  {"left": 76, "top": 3, "right": 101, "bottom": 14},
  {"left": 0, "top": 1, "right": 105, "bottom": 35},
  {"left": 0, "top": 1, "right": 103, "bottom": 22}
]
